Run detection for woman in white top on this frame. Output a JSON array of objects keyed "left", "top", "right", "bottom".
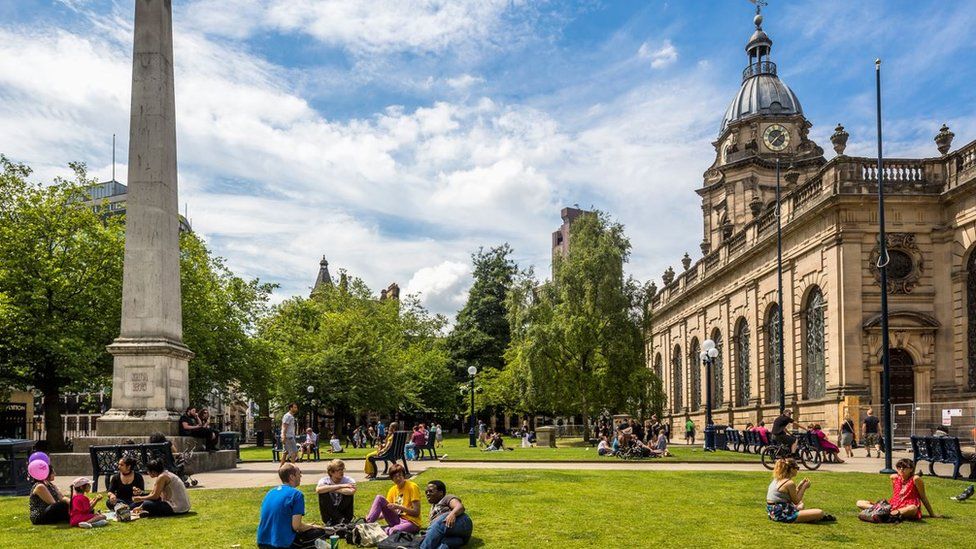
[
  {"left": 596, "top": 436, "right": 611, "bottom": 456},
  {"left": 132, "top": 459, "right": 190, "bottom": 517}
]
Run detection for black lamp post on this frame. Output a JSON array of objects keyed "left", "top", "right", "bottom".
[
  {"left": 700, "top": 340, "right": 720, "bottom": 451},
  {"left": 467, "top": 365, "right": 478, "bottom": 448},
  {"left": 875, "top": 59, "right": 895, "bottom": 474},
  {"left": 775, "top": 158, "right": 787, "bottom": 414},
  {"left": 306, "top": 385, "right": 316, "bottom": 432}
]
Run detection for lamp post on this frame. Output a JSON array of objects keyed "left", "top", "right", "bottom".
[
  {"left": 875, "top": 59, "right": 895, "bottom": 474},
  {"left": 775, "top": 158, "right": 787, "bottom": 414},
  {"left": 700, "top": 340, "right": 720, "bottom": 451},
  {"left": 306, "top": 385, "right": 315, "bottom": 432},
  {"left": 467, "top": 366, "right": 478, "bottom": 448}
]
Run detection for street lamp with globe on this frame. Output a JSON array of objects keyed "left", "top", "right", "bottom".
[
  {"left": 467, "top": 365, "right": 478, "bottom": 448},
  {"left": 306, "top": 385, "right": 316, "bottom": 433},
  {"left": 700, "top": 339, "right": 720, "bottom": 451}
]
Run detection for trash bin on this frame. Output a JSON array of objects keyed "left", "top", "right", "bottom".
[
  {"left": 218, "top": 431, "right": 240, "bottom": 460},
  {"left": 256, "top": 430, "right": 265, "bottom": 447},
  {"left": 0, "top": 438, "right": 36, "bottom": 496},
  {"left": 712, "top": 425, "right": 729, "bottom": 451}
]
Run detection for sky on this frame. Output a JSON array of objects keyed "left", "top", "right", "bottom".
[{"left": 1, "top": 0, "right": 974, "bottom": 319}]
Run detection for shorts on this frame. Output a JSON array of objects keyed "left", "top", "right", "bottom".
[
  {"left": 685, "top": 430, "right": 694, "bottom": 438},
  {"left": 284, "top": 437, "right": 299, "bottom": 456},
  {"left": 774, "top": 433, "right": 795, "bottom": 448},
  {"left": 767, "top": 502, "right": 799, "bottom": 523},
  {"left": 840, "top": 432, "right": 853, "bottom": 447},
  {"left": 864, "top": 433, "right": 880, "bottom": 447}
]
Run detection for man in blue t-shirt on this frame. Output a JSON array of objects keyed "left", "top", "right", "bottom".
[
  {"left": 377, "top": 420, "right": 386, "bottom": 439},
  {"left": 257, "top": 463, "right": 327, "bottom": 549}
]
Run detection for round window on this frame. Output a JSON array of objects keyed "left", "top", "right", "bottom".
[{"left": 886, "top": 249, "right": 914, "bottom": 280}]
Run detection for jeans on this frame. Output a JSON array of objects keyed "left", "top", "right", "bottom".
[
  {"left": 419, "top": 513, "right": 473, "bottom": 549},
  {"left": 318, "top": 492, "right": 354, "bottom": 525},
  {"left": 138, "top": 499, "right": 175, "bottom": 517},
  {"left": 365, "top": 495, "right": 420, "bottom": 535}
]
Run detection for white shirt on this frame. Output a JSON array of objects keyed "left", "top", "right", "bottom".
[
  {"left": 282, "top": 412, "right": 296, "bottom": 438},
  {"left": 317, "top": 474, "right": 356, "bottom": 488},
  {"left": 330, "top": 437, "right": 342, "bottom": 452}
]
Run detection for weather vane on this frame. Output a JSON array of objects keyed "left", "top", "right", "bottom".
[{"left": 749, "top": 0, "right": 768, "bottom": 15}]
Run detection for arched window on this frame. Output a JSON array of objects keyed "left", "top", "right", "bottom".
[
  {"left": 711, "top": 329, "right": 724, "bottom": 408},
  {"left": 654, "top": 353, "right": 663, "bottom": 379},
  {"left": 689, "top": 338, "right": 701, "bottom": 410},
  {"left": 765, "top": 305, "right": 782, "bottom": 405},
  {"left": 735, "top": 319, "right": 751, "bottom": 407},
  {"left": 969, "top": 251, "right": 976, "bottom": 391},
  {"left": 672, "top": 345, "right": 683, "bottom": 412},
  {"left": 804, "top": 287, "right": 826, "bottom": 399}
]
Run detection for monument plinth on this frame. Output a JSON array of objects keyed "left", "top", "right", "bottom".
[{"left": 98, "top": 0, "right": 192, "bottom": 437}]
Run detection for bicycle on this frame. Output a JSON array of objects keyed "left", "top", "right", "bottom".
[{"left": 760, "top": 431, "right": 821, "bottom": 471}]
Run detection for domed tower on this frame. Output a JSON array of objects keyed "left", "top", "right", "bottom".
[{"left": 698, "top": 10, "right": 824, "bottom": 254}]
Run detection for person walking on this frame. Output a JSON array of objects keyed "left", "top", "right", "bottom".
[
  {"left": 684, "top": 417, "right": 696, "bottom": 445},
  {"left": 862, "top": 409, "right": 881, "bottom": 458},
  {"left": 280, "top": 403, "right": 299, "bottom": 465},
  {"left": 840, "top": 415, "right": 856, "bottom": 459}
]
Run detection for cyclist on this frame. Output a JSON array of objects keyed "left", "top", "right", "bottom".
[{"left": 771, "top": 409, "right": 798, "bottom": 455}]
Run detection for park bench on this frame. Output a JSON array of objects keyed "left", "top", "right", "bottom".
[
  {"left": 417, "top": 433, "right": 438, "bottom": 460},
  {"left": 802, "top": 431, "right": 825, "bottom": 463},
  {"left": 89, "top": 442, "right": 179, "bottom": 492},
  {"left": 911, "top": 435, "right": 974, "bottom": 480},
  {"left": 270, "top": 431, "right": 321, "bottom": 462},
  {"left": 725, "top": 428, "right": 743, "bottom": 452},
  {"left": 376, "top": 430, "right": 411, "bottom": 476},
  {"left": 743, "top": 430, "right": 764, "bottom": 453}
]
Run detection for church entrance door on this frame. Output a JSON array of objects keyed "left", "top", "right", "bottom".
[{"left": 885, "top": 348, "right": 915, "bottom": 405}]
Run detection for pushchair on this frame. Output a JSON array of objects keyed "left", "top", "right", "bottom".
[{"left": 173, "top": 443, "right": 199, "bottom": 488}]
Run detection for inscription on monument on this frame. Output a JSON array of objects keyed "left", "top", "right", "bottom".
[{"left": 124, "top": 367, "right": 155, "bottom": 397}]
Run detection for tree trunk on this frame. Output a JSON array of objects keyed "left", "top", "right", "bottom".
[
  {"left": 43, "top": 388, "right": 66, "bottom": 452},
  {"left": 581, "top": 394, "right": 590, "bottom": 441}
]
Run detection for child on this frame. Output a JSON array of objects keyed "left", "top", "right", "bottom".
[
  {"left": 856, "top": 458, "right": 938, "bottom": 520},
  {"left": 69, "top": 477, "right": 108, "bottom": 528}
]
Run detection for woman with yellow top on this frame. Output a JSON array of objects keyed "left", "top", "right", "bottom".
[
  {"left": 365, "top": 422, "right": 397, "bottom": 479},
  {"left": 364, "top": 464, "right": 421, "bottom": 534}
]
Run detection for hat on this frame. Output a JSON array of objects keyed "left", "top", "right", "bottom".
[{"left": 71, "top": 477, "right": 93, "bottom": 488}]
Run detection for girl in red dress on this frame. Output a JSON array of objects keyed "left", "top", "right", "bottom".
[{"left": 856, "top": 458, "right": 938, "bottom": 520}]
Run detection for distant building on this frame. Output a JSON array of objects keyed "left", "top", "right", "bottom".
[
  {"left": 82, "top": 179, "right": 192, "bottom": 232},
  {"left": 551, "top": 207, "right": 591, "bottom": 268},
  {"left": 310, "top": 255, "right": 399, "bottom": 301}
]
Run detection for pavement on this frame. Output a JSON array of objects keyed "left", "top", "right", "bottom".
[{"left": 183, "top": 450, "right": 922, "bottom": 491}]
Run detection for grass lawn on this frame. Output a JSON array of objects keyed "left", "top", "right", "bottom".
[
  {"left": 239, "top": 434, "right": 758, "bottom": 463},
  {"left": 3, "top": 469, "right": 972, "bottom": 548}
]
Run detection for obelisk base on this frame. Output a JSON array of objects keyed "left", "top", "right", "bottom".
[{"left": 101, "top": 336, "right": 193, "bottom": 437}]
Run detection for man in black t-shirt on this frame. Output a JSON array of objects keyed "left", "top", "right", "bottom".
[
  {"left": 862, "top": 409, "right": 881, "bottom": 458},
  {"left": 771, "top": 409, "right": 797, "bottom": 454}
]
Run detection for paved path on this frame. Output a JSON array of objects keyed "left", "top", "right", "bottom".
[{"left": 184, "top": 452, "right": 916, "bottom": 491}]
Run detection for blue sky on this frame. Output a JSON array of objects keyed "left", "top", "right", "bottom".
[{"left": 1, "top": 0, "right": 974, "bottom": 317}]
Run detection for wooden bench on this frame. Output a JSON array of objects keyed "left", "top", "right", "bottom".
[
  {"left": 376, "top": 431, "right": 411, "bottom": 476},
  {"left": 89, "top": 443, "right": 178, "bottom": 492},
  {"left": 912, "top": 435, "right": 974, "bottom": 480}
]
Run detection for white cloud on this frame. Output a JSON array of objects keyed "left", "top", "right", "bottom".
[
  {"left": 638, "top": 39, "right": 678, "bottom": 69},
  {"left": 405, "top": 261, "right": 472, "bottom": 315}
]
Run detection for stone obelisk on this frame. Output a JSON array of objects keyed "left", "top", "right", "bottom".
[{"left": 99, "top": 0, "right": 193, "bottom": 436}]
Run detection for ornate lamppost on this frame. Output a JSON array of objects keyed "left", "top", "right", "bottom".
[
  {"left": 700, "top": 340, "right": 720, "bottom": 451},
  {"left": 467, "top": 366, "right": 478, "bottom": 448}
]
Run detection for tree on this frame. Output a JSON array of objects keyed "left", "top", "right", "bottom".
[
  {"left": 504, "top": 211, "right": 650, "bottom": 439},
  {"left": 0, "top": 157, "right": 123, "bottom": 450},
  {"left": 447, "top": 244, "right": 519, "bottom": 376}
]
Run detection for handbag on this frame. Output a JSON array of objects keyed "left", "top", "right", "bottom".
[
  {"left": 858, "top": 500, "right": 898, "bottom": 523},
  {"left": 376, "top": 531, "right": 422, "bottom": 549},
  {"left": 352, "top": 522, "right": 388, "bottom": 547}
]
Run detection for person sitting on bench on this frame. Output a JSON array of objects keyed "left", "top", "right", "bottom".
[
  {"left": 300, "top": 428, "right": 318, "bottom": 462},
  {"left": 316, "top": 459, "right": 356, "bottom": 526},
  {"left": 365, "top": 422, "right": 398, "bottom": 480},
  {"left": 420, "top": 480, "right": 473, "bottom": 549}
]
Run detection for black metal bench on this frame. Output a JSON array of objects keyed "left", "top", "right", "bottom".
[
  {"left": 912, "top": 435, "right": 974, "bottom": 480},
  {"left": 270, "top": 431, "right": 321, "bottom": 462},
  {"left": 725, "top": 428, "right": 743, "bottom": 452},
  {"left": 418, "top": 433, "right": 438, "bottom": 460},
  {"left": 376, "top": 431, "right": 410, "bottom": 476},
  {"left": 743, "top": 430, "right": 765, "bottom": 453},
  {"left": 89, "top": 442, "right": 179, "bottom": 492}
]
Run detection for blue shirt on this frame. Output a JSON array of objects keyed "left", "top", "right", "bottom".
[
  {"left": 257, "top": 484, "right": 304, "bottom": 548},
  {"left": 377, "top": 422, "right": 385, "bottom": 437}
]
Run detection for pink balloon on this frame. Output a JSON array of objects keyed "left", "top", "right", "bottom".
[
  {"left": 28, "top": 459, "right": 49, "bottom": 481},
  {"left": 29, "top": 452, "right": 50, "bottom": 465}
]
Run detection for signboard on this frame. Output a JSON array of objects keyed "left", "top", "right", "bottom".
[{"left": 942, "top": 409, "right": 962, "bottom": 426}]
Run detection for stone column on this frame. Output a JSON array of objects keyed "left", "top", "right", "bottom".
[{"left": 99, "top": 0, "right": 193, "bottom": 437}]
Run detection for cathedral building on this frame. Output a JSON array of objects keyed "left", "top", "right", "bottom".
[{"left": 647, "top": 13, "right": 976, "bottom": 434}]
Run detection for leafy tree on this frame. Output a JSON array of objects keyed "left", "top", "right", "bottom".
[
  {"left": 447, "top": 244, "right": 519, "bottom": 376},
  {"left": 0, "top": 157, "right": 123, "bottom": 450},
  {"left": 504, "top": 211, "right": 653, "bottom": 439}
]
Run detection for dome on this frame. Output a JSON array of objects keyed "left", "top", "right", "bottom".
[{"left": 720, "top": 72, "right": 802, "bottom": 134}]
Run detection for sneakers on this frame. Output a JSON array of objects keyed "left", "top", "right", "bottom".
[
  {"left": 820, "top": 514, "right": 837, "bottom": 522},
  {"left": 952, "top": 485, "right": 974, "bottom": 501},
  {"left": 78, "top": 522, "right": 92, "bottom": 529},
  {"left": 438, "top": 454, "right": 448, "bottom": 461}
]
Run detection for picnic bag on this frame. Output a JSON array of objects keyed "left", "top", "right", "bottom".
[
  {"left": 352, "top": 522, "right": 389, "bottom": 547},
  {"left": 376, "top": 531, "right": 423, "bottom": 549},
  {"left": 858, "top": 500, "right": 897, "bottom": 523}
]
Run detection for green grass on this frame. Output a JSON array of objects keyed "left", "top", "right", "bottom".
[
  {"left": 5, "top": 469, "right": 972, "bottom": 548},
  {"left": 240, "top": 434, "right": 758, "bottom": 463}
]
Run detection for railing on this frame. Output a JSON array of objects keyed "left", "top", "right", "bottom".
[
  {"left": 858, "top": 160, "right": 926, "bottom": 183},
  {"left": 33, "top": 413, "right": 100, "bottom": 443},
  {"left": 792, "top": 175, "right": 824, "bottom": 210},
  {"left": 757, "top": 207, "right": 777, "bottom": 234},
  {"left": 742, "top": 60, "right": 777, "bottom": 81},
  {"left": 727, "top": 231, "right": 746, "bottom": 255},
  {"left": 958, "top": 143, "right": 976, "bottom": 172}
]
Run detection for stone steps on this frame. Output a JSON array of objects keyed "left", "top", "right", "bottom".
[{"left": 50, "top": 449, "right": 237, "bottom": 477}]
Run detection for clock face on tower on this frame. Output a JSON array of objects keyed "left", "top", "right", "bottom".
[{"left": 762, "top": 124, "right": 790, "bottom": 152}]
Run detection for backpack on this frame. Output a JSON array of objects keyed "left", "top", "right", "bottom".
[
  {"left": 376, "top": 531, "right": 423, "bottom": 549},
  {"left": 351, "top": 522, "right": 388, "bottom": 547},
  {"left": 858, "top": 500, "right": 898, "bottom": 523}
]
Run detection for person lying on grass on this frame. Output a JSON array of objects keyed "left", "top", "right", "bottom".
[
  {"left": 419, "top": 480, "right": 473, "bottom": 549},
  {"left": 257, "top": 463, "right": 328, "bottom": 549},
  {"left": 765, "top": 458, "right": 834, "bottom": 523},
  {"left": 365, "top": 463, "right": 422, "bottom": 535},
  {"left": 856, "top": 458, "right": 938, "bottom": 520}
]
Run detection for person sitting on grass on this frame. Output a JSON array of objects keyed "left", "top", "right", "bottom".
[
  {"left": 365, "top": 464, "right": 422, "bottom": 535},
  {"left": 257, "top": 463, "right": 328, "bottom": 549},
  {"left": 316, "top": 459, "right": 356, "bottom": 526},
  {"left": 29, "top": 465, "right": 70, "bottom": 525},
  {"left": 597, "top": 436, "right": 612, "bottom": 456},
  {"left": 365, "top": 422, "right": 398, "bottom": 480},
  {"left": 420, "top": 480, "right": 473, "bottom": 549},
  {"left": 69, "top": 477, "right": 108, "bottom": 528},
  {"left": 299, "top": 428, "right": 318, "bottom": 462},
  {"left": 484, "top": 431, "right": 512, "bottom": 451},
  {"left": 131, "top": 459, "right": 190, "bottom": 518},
  {"left": 765, "top": 458, "right": 833, "bottom": 523},
  {"left": 810, "top": 424, "right": 844, "bottom": 463},
  {"left": 107, "top": 456, "right": 145, "bottom": 511},
  {"left": 328, "top": 432, "right": 343, "bottom": 454},
  {"left": 652, "top": 429, "right": 671, "bottom": 457},
  {"left": 856, "top": 458, "right": 938, "bottom": 521}
]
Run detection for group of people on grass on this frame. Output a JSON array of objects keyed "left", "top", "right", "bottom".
[
  {"left": 257, "top": 459, "right": 473, "bottom": 549},
  {"left": 765, "top": 456, "right": 937, "bottom": 524},
  {"left": 596, "top": 416, "right": 671, "bottom": 457},
  {"left": 28, "top": 457, "right": 191, "bottom": 528}
]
